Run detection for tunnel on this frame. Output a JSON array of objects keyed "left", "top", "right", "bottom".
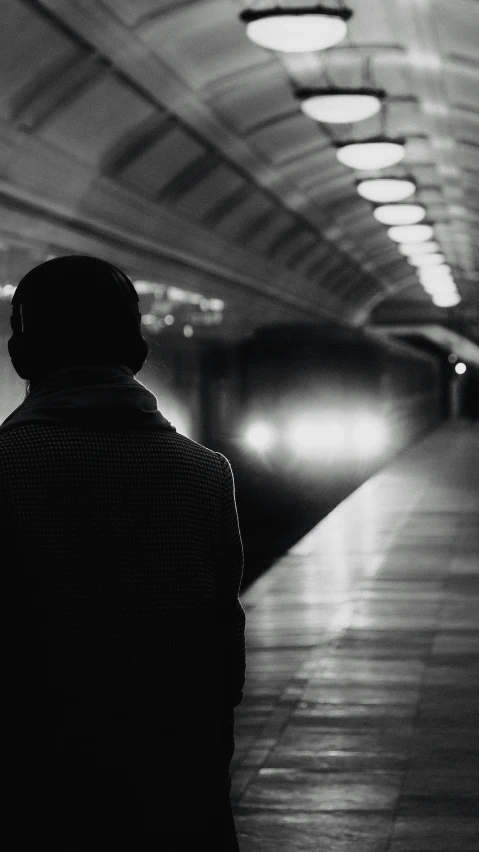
[{"left": 0, "top": 1, "right": 478, "bottom": 849}]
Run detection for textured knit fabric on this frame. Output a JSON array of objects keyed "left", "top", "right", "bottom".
[{"left": 1, "top": 367, "right": 245, "bottom": 849}]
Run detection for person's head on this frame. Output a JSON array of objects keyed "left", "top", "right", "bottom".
[{"left": 8, "top": 255, "right": 149, "bottom": 390}]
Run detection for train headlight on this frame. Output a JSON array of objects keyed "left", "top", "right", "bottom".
[{"left": 244, "top": 421, "right": 276, "bottom": 452}]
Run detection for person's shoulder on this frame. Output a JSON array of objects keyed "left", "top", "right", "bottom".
[{"left": 168, "top": 430, "right": 227, "bottom": 467}]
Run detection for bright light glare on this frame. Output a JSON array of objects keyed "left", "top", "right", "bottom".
[
  {"left": 357, "top": 177, "right": 415, "bottom": 203},
  {"left": 245, "top": 421, "right": 275, "bottom": 452},
  {"left": 352, "top": 416, "right": 387, "bottom": 454},
  {"left": 246, "top": 14, "right": 347, "bottom": 53},
  {"left": 374, "top": 203, "right": 426, "bottom": 226},
  {"left": 337, "top": 140, "right": 405, "bottom": 170},
  {"left": 398, "top": 241, "right": 440, "bottom": 256},
  {"left": 432, "top": 292, "right": 461, "bottom": 307},
  {"left": 388, "top": 224, "right": 434, "bottom": 243},
  {"left": 301, "top": 93, "right": 381, "bottom": 123},
  {"left": 287, "top": 416, "right": 345, "bottom": 455},
  {"left": 455, "top": 362, "right": 467, "bottom": 374},
  {"left": 408, "top": 253, "right": 446, "bottom": 268}
]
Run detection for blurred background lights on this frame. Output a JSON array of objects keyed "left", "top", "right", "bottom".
[
  {"left": 164, "top": 314, "right": 174, "bottom": 325},
  {"left": 245, "top": 421, "right": 276, "bottom": 452},
  {"left": 183, "top": 324, "right": 193, "bottom": 338},
  {"left": 388, "top": 224, "right": 434, "bottom": 243},
  {"left": 337, "top": 139, "right": 405, "bottom": 170},
  {"left": 351, "top": 415, "right": 387, "bottom": 454},
  {"left": 357, "top": 177, "right": 415, "bottom": 203},
  {"left": 374, "top": 203, "right": 426, "bottom": 226},
  {"left": 288, "top": 416, "right": 345, "bottom": 455},
  {"left": 398, "top": 241, "right": 440, "bottom": 256},
  {"left": 240, "top": 7, "right": 351, "bottom": 53},
  {"left": 448, "top": 353, "right": 458, "bottom": 364},
  {"left": 455, "top": 362, "right": 467, "bottom": 374},
  {"left": 408, "top": 253, "right": 445, "bottom": 268}
]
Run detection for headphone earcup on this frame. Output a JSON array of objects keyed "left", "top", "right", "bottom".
[{"left": 8, "top": 334, "right": 31, "bottom": 380}]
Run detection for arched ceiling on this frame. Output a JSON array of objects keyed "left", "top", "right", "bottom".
[{"left": 0, "top": 0, "right": 477, "bottom": 342}]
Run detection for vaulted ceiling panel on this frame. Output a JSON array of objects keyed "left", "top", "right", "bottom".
[
  {"left": 247, "top": 113, "right": 323, "bottom": 167},
  {"left": 137, "top": 0, "right": 265, "bottom": 90},
  {"left": 447, "top": 67, "right": 479, "bottom": 110},
  {"left": 0, "top": 0, "right": 75, "bottom": 120},
  {"left": 39, "top": 73, "right": 156, "bottom": 166},
  {"left": 435, "top": 0, "right": 479, "bottom": 62},
  {"left": 207, "top": 63, "right": 293, "bottom": 135},
  {"left": 172, "top": 162, "right": 245, "bottom": 221},
  {"left": 119, "top": 125, "right": 205, "bottom": 198}
]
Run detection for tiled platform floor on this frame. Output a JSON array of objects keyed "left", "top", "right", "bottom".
[{"left": 231, "top": 423, "right": 479, "bottom": 851}]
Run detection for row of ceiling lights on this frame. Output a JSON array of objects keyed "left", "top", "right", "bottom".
[{"left": 239, "top": 3, "right": 460, "bottom": 308}]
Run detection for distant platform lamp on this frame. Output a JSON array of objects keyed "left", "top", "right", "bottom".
[{"left": 239, "top": 4, "right": 353, "bottom": 53}]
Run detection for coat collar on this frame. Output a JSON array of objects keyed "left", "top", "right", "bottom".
[{"left": 0, "top": 364, "right": 176, "bottom": 434}]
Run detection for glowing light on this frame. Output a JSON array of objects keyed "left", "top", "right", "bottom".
[
  {"left": 432, "top": 292, "right": 461, "bottom": 308},
  {"left": 287, "top": 416, "right": 346, "bottom": 456},
  {"left": 357, "top": 177, "right": 415, "bottom": 203},
  {"left": 398, "top": 241, "right": 440, "bottom": 256},
  {"left": 388, "top": 224, "right": 434, "bottom": 243},
  {"left": 337, "top": 139, "right": 405, "bottom": 170},
  {"left": 164, "top": 314, "right": 174, "bottom": 325},
  {"left": 352, "top": 415, "right": 387, "bottom": 454},
  {"left": 183, "top": 324, "right": 193, "bottom": 338},
  {"left": 408, "top": 253, "right": 446, "bottom": 268},
  {"left": 244, "top": 421, "right": 276, "bottom": 452},
  {"left": 299, "top": 91, "right": 382, "bottom": 123},
  {"left": 240, "top": 7, "right": 351, "bottom": 53},
  {"left": 374, "top": 203, "right": 426, "bottom": 226},
  {"left": 209, "top": 298, "right": 224, "bottom": 311},
  {"left": 455, "top": 362, "right": 467, "bottom": 374},
  {"left": 418, "top": 265, "right": 453, "bottom": 283}
]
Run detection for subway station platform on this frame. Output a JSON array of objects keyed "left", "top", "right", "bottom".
[{"left": 231, "top": 423, "right": 479, "bottom": 852}]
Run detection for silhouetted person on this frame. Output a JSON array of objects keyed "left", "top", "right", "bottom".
[{"left": 1, "top": 255, "right": 245, "bottom": 850}]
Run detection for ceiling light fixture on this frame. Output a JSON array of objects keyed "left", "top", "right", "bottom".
[
  {"left": 373, "top": 203, "right": 426, "bottom": 225},
  {"left": 296, "top": 86, "right": 385, "bottom": 123},
  {"left": 408, "top": 253, "right": 446, "bottom": 268},
  {"left": 388, "top": 223, "right": 434, "bottom": 243},
  {"left": 336, "top": 136, "right": 405, "bottom": 169},
  {"left": 431, "top": 292, "right": 461, "bottom": 307},
  {"left": 398, "top": 241, "right": 440, "bottom": 256},
  {"left": 357, "top": 177, "right": 416, "bottom": 203},
  {"left": 239, "top": 4, "right": 352, "bottom": 53}
]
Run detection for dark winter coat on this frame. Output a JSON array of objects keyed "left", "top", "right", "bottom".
[{"left": 0, "top": 364, "right": 245, "bottom": 849}]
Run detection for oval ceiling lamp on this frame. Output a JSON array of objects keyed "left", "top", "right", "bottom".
[
  {"left": 408, "top": 253, "right": 446, "bottom": 268},
  {"left": 296, "top": 86, "right": 385, "bottom": 123},
  {"left": 239, "top": 4, "right": 353, "bottom": 53},
  {"left": 336, "top": 136, "right": 405, "bottom": 170},
  {"left": 373, "top": 203, "right": 426, "bottom": 226},
  {"left": 398, "top": 240, "right": 440, "bottom": 256},
  {"left": 357, "top": 177, "right": 415, "bottom": 203},
  {"left": 431, "top": 292, "right": 461, "bottom": 308},
  {"left": 388, "top": 223, "right": 434, "bottom": 243}
]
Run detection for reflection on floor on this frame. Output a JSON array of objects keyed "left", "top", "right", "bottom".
[{"left": 231, "top": 423, "right": 479, "bottom": 851}]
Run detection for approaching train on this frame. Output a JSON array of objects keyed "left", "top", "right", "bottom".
[{"left": 203, "top": 324, "right": 445, "bottom": 588}]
